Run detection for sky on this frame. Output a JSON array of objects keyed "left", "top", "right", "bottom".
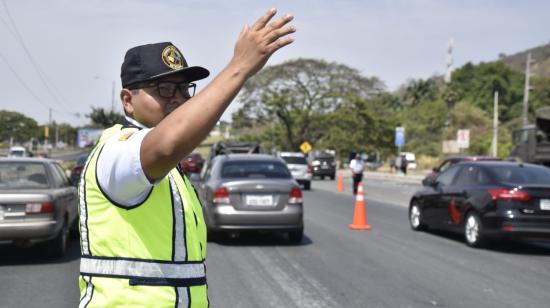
[{"left": 0, "top": 0, "right": 549, "bottom": 126}]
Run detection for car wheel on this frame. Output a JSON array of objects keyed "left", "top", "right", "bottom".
[
  {"left": 464, "top": 212, "right": 486, "bottom": 248},
  {"left": 48, "top": 218, "right": 69, "bottom": 257},
  {"left": 409, "top": 201, "right": 427, "bottom": 231},
  {"left": 304, "top": 181, "right": 311, "bottom": 190},
  {"left": 288, "top": 227, "right": 303, "bottom": 244},
  {"left": 320, "top": 176, "right": 325, "bottom": 180},
  {"left": 330, "top": 175, "right": 335, "bottom": 180},
  {"left": 69, "top": 217, "right": 80, "bottom": 239}
]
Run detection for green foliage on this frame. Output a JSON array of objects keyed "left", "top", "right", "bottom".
[
  {"left": 86, "top": 107, "right": 125, "bottom": 128},
  {"left": 400, "top": 78, "right": 440, "bottom": 107},
  {"left": 318, "top": 95, "right": 395, "bottom": 158},
  {"left": 0, "top": 110, "right": 39, "bottom": 143},
  {"left": 450, "top": 62, "right": 524, "bottom": 122},
  {"left": 398, "top": 99, "right": 447, "bottom": 156},
  {"left": 236, "top": 58, "right": 386, "bottom": 152}
]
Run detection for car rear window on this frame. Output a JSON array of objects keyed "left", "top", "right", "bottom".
[
  {"left": 0, "top": 162, "right": 50, "bottom": 189},
  {"left": 281, "top": 156, "right": 307, "bottom": 164},
  {"left": 222, "top": 161, "right": 291, "bottom": 179},
  {"left": 314, "top": 156, "right": 334, "bottom": 162},
  {"left": 488, "top": 165, "right": 550, "bottom": 185}
]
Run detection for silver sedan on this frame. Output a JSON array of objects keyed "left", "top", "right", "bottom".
[
  {"left": 0, "top": 158, "right": 78, "bottom": 257},
  {"left": 198, "top": 154, "right": 304, "bottom": 243}
]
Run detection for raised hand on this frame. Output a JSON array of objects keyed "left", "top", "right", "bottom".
[{"left": 231, "top": 8, "right": 296, "bottom": 78}]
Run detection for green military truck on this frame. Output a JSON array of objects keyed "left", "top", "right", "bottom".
[{"left": 510, "top": 107, "right": 550, "bottom": 166}]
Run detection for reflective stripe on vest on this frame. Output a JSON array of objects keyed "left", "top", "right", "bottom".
[{"left": 80, "top": 256, "right": 206, "bottom": 280}]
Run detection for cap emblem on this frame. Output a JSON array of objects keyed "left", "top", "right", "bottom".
[{"left": 161, "top": 45, "right": 184, "bottom": 70}]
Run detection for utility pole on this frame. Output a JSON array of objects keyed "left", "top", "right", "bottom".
[
  {"left": 491, "top": 91, "right": 499, "bottom": 157},
  {"left": 111, "top": 80, "right": 116, "bottom": 112},
  {"left": 55, "top": 125, "right": 59, "bottom": 149},
  {"left": 444, "top": 37, "right": 454, "bottom": 84},
  {"left": 522, "top": 52, "right": 532, "bottom": 126},
  {"left": 45, "top": 108, "right": 52, "bottom": 150}
]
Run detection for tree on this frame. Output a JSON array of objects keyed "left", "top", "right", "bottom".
[
  {"left": 236, "top": 58, "right": 385, "bottom": 150},
  {"left": 0, "top": 110, "right": 39, "bottom": 144},
  {"left": 86, "top": 107, "right": 125, "bottom": 128},
  {"left": 400, "top": 78, "right": 439, "bottom": 107},
  {"left": 450, "top": 62, "right": 524, "bottom": 123}
]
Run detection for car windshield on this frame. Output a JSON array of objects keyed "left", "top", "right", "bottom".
[
  {"left": 281, "top": 156, "right": 307, "bottom": 164},
  {"left": 314, "top": 156, "right": 334, "bottom": 162},
  {"left": 0, "top": 162, "right": 50, "bottom": 189},
  {"left": 488, "top": 165, "right": 550, "bottom": 185},
  {"left": 9, "top": 150, "right": 25, "bottom": 157},
  {"left": 222, "top": 160, "right": 291, "bottom": 179}
]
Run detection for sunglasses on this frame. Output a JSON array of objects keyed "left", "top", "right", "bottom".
[{"left": 128, "top": 81, "right": 196, "bottom": 99}]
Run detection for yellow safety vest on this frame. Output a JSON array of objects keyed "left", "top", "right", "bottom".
[{"left": 78, "top": 124, "right": 208, "bottom": 308}]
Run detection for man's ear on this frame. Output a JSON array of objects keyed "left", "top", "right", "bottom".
[{"left": 120, "top": 89, "right": 135, "bottom": 116}]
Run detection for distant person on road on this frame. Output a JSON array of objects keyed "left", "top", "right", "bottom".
[
  {"left": 350, "top": 153, "right": 365, "bottom": 194},
  {"left": 400, "top": 154, "right": 408, "bottom": 175},
  {"left": 77, "top": 9, "right": 295, "bottom": 307}
]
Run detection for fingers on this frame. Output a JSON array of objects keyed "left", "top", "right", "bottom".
[
  {"left": 267, "top": 36, "right": 295, "bottom": 55},
  {"left": 265, "top": 25, "right": 296, "bottom": 45},
  {"left": 266, "top": 13, "right": 294, "bottom": 31},
  {"left": 252, "top": 8, "right": 277, "bottom": 30}
]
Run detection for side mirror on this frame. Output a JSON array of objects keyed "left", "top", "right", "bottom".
[
  {"left": 432, "top": 167, "right": 438, "bottom": 172},
  {"left": 422, "top": 177, "right": 438, "bottom": 188}
]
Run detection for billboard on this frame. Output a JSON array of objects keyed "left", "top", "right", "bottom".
[{"left": 77, "top": 129, "right": 103, "bottom": 148}]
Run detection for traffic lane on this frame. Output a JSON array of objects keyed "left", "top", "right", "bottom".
[
  {"left": 207, "top": 187, "right": 550, "bottom": 308},
  {"left": 313, "top": 176, "right": 420, "bottom": 207},
  {"left": 0, "top": 239, "right": 80, "bottom": 307}
]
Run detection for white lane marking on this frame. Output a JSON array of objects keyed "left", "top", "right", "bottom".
[{"left": 250, "top": 247, "right": 339, "bottom": 308}]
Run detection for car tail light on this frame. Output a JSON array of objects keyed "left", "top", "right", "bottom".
[
  {"left": 289, "top": 186, "right": 303, "bottom": 204},
  {"left": 489, "top": 189, "right": 530, "bottom": 202},
  {"left": 213, "top": 187, "right": 230, "bottom": 204},
  {"left": 307, "top": 165, "right": 312, "bottom": 175},
  {"left": 72, "top": 166, "right": 82, "bottom": 175},
  {"left": 25, "top": 201, "right": 55, "bottom": 213}
]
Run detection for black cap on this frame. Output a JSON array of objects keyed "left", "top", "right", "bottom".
[{"left": 120, "top": 42, "right": 210, "bottom": 87}]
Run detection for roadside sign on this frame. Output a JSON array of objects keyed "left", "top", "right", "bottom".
[
  {"left": 457, "top": 129, "right": 470, "bottom": 148},
  {"left": 300, "top": 141, "right": 312, "bottom": 154},
  {"left": 395, "top": 127, "right": 405, "bottom": 147}
]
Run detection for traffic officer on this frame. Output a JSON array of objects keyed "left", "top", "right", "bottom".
[{"left": 78, "top": 9, "right": 296, "bottom": 307}]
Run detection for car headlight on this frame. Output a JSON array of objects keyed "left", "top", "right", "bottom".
[{"left": 312, "top": 161, "right": 321, "bottom": 166}]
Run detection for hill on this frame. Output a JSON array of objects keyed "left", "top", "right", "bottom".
[{"left": 498, "top": 42, "right": 550, "bottom": 78}]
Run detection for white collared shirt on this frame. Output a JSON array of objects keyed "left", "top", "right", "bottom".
[
  {"left": 349, "top": 158, "right": 365, "bottom": 174},
  {"left": 96, "top": 117, "right": 155, "bottom": 207}
]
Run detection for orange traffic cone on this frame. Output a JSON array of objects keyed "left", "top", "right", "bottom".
[
  {"left": 337, "top": 170, "right": 344, "bottom": 192},
  {"left": 349, "top": 182, "right": 371, "bottom": 230}
]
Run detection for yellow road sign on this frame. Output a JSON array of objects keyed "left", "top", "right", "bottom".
[{"left": 300, "top": 141, "right": 312, "bottom": 154}]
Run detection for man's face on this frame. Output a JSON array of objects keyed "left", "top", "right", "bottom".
[{"left": 123, "top": 75, "right": 194, "bottom": 127}]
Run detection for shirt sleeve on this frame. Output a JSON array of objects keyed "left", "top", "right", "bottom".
[{"left": 96, "top": 128, "right": 155, "bottom": 207}]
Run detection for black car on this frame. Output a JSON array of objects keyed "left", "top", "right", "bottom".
[
  {"left": 410, "top": 161, "right": 550, "bottom": 247},
  {"left": 70, "top": 154, "right": 88, "bottom": 186},
  {"left": 309, "top": 154, "right": 336, "bottom": 180}
]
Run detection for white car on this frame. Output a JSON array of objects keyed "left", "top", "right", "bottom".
[
  {"left": 278, "top": 152, "right": 312, "bottom": 190},
  {"left": 8, "top": 146, "right": 33, "bottom": 158},
  {"left": 400, "top": 152, "right": 417, "bottom": 169}
]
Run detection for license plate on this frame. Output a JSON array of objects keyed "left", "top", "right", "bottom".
[
  {"left": 321, "top": 165, "right": 329, "bottom": 169},
  {"left": 246, "top": 195, "right": 273, "bottom": 206},
  {"left": 540, "top": 199, "right": 550, "bottom": 210}
]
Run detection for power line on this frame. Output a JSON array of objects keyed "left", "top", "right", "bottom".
[
  {"left": 1, "top": 0, "right": 77, "bottom": 114},
  {"left": 0, "top": 50, "right": 51, "bottom": 112}
]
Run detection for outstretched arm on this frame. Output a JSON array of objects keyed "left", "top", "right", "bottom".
[{"left": 140, "top": 9, "right": 295, "bottom": 180}]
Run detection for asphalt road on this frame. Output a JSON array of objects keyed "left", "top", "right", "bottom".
[{"left": 2, "top": 176, "right": 550, "bottom": 307}]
